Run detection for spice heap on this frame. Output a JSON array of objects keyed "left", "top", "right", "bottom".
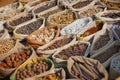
[
  {"left": 50, "top": 11, "right": 76, "bottom": 24},
  {"left": 0, "top": 48, "right": 32, "bottom": 68},
  {"left": 71, "top": 61, "right": 104, "bottom": 79},
  {"left": 0, "top": 39, "right": 15, "bottom": 54},
  {"left": 93, "top": 32, "right": 110, "bottom": 50},
  {"left": 55, "top": 43, "right": 88, "bottom": 60},
  {"left": 16, "top": 60, "right": 51, "bottom": 80},
  {"left": 72, "top": 0, "right": 92, "bottom": 9},
  {"left": 9, "top": 14, "right": 34, "bottom": 26},
  {"left": 44, "top": 37, "right": 73, "bottom": 50},
  {"left": 16, "top": 19, "right": 43, "bottom": 34},
  {"left": 101, "top": 12, "right": 120, "bottom": 18},
  {"left": 31, "top": 28, "right": 57, "bottom": 43},
  {"left": 80, "top": 7, "right": 104, "bottom": 17},
  {"left": 34, "top": 1, "right": 57, "bottom": 14},
  {"left": 36, "top": 70, "right": 62, "bottom": 80}
]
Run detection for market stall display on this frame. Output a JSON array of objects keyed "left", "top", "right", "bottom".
[{"left": 0, "top": 0, "right": 120, "bottom": 80}]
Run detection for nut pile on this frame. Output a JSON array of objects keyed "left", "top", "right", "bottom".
[
  {"left": 16, "top": 60, "right": 51, "bottom": 80},
  {"left": 34, "top": 1, "right": 57, "bottom": 14},
  {"left": 44, "top": 37, "right": 73, "bottom": 50},
  {"left": 36, "top": 70, "right": 62, "bottom": 80},
  {"left": 9, "top": 14, "right": 34, "bottom": 26},
  {"left": 0, "top": 30, "right": 4, "bottom": 37},
  {"left": 50, "top": 11, "right": 76, "bottom": 24},
  {"left": 0, "top": 39, "right": 15, "bottom": 54},
  {"left": 16, "top": 19, "right": 43, "bottom": 34},
  {"left": 80, "top": 7, "right": 104, "bottom": 17},
  {"left": 101, "top": 12, "right": 120, "bottom": 18},
  {"left": 55, "top": 43, "right": 88, "bottom": 60},
  {"left": 31, "top": 28, "right": 57, "bottom": 43},
  {"left": 72, "top": 0, "right": 92, "bottom": 9},
  {"left": 0, "top": 48, "right": 32, "bottom": 68},
  {"left": 93, "top": 32, "right": 110, "bottom": 50},
  {"left": 71, "top": 62, "right": 104, "bottom": 79}
]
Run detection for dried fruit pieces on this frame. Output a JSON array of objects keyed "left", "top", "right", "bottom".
[{"left": 0, "top": 48, "right": 32, "bottom": 68}]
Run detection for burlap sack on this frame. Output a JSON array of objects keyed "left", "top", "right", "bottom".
[
  {"left": 67, "top": 56, "right": 108, "bottom": 80},
  {"left": 13, "top": 17, "right": 45, "bottom": 40},
  {"left": 95, "top": 10, "right": 120, "bottom": 23},
  {"left": 47, "top": 10, "right": 78, "bottom": 28},
  {"left": 68, "top": 0, "right": 98, "bottom": 12},
  {"left": 60, "top": 17, "right": 93, "bottom": 35},
  {"left": 0, "top": 38, "right": 23, "bottom": 60},
  {"left": 0, "top": 2, "right": 23, "bottom": 21},
  {"left": 25, "top": 68, "right": 66, "bottom": 80},
  {"left": 77, "top": 20, "right": 104, "bottom": 41},
  {"left": 52, "top": 41, "right": 91, "bottom": 63},
  {"left": 90, "top": 28, "right": 114, "bottom": 56},
  {"left": 109, "top": 54, "right": 120, "bottom": 80},
  {"left": 112, "top": 25, "right": 120, "bottom": 41},
  {"left": 10, "top": 57, "right": 54, "bottom": 80},
  {"left": 26, "top": 25, "right": 60, "bottom": 48},
  {"left": 91, "top": 41, "right": 120, "bottom": 68},
  {"left": 0, "top": 29, "right": 10, "bottom": 40},
  {"left": 36, "top": 35, "right": 76, "bottom": 57},
  {"left": 6, "top": 12, "right": 35, "bottom": 32},
  {"left": 0, "top": 46, "right": 37, "bottom": 79}
]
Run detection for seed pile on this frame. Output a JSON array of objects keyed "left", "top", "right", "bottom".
[
  {"left": 30, "top": 0, "right": 50, "bottom": 7},
  {"left": 72, "top": 0, "right": 92, "bottom": 9},
  {"left": 16, "top": 60, "right": 51, "bottom": 80},
  {"left": 9, "top": 14, "right": 34, "bottom": 26},
  {"left": 101, "top": 12, "right": 120, "bottom": 18},
  {"left": 50, "top": 11, "right": 76, "bottom": 24},
  {"left": 34, "top": 1, "right": 57, "bottom": 13},
  {"left": 55, "top": 43, "right": 88, "bottom": 60},
  {"left": 93, "top": 32, "right": 110, "bottom": 50},
  {"left": 44, "top": 37, "right": 73, "bottom": 50},
  {"left": 16, "top": 19, "right": 43, "bottom": 34},
  {"left": 0, "top": 39, "right": 15, "bottom": 54},
  {"left": 42, "top": 8, "right": 62, "bottom": 18},
  {"left": 0, "top": 48, "right": 32, "bottom": 68}
]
